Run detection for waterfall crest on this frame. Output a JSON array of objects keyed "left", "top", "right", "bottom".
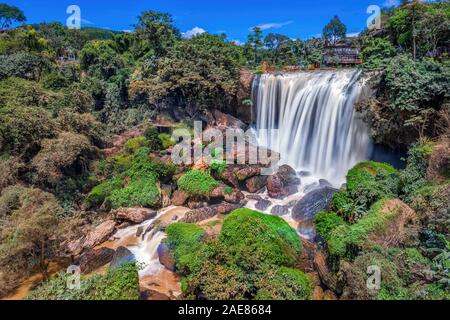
[{"left": 252, "top": 70, "right": 372, "bottom": 186}]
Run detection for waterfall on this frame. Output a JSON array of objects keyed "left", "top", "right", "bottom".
[{"left": 252, "top": 70, "right": 372, "bottom": 186}]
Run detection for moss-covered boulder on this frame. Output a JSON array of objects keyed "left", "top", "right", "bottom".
[
  {"left": 220, "top": 208, "right": 302, "bottom": 267},
  {"left": 328, "top": 199, "right": 418, "bottom": 258},
  {"left": 177, "top": 170, "right": 219, "bottom": 198}
]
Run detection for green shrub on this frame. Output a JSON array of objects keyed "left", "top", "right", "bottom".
[
  {"left": 314, "top": 211, "right": 345, "bottom": 242},
  {"left": 328, "top": 199, "right": 393, "bottom": 258},
  {"left": 210, "top": 159, "right": 227, "bottom": 175},
  {"left": 85, "top": 176, "right": 123, "bottom": 208},
  {"left": 346, "top": 161, "right": 399, "bottom": 209},
  {"left": 124, "top": 136, "right": 149, "bottom": 154},
  {"left": 143, "top": 127, "right": 163, "bottom": 151},
  {"left": 224, "top": 186, "right": 233, "bottom": 195},
  {"left": 158, "top": 133, "right": 175, "bottom": 149},
  {"left": 27, "top": 262, "right": 140, "bottom": 300},
  {"left": 177, "top": 170, "right": 219, "bottom": 197},
  {"left": 165, "top": 223, "right": 206, "bottom": 273},
  {"left": 220, "top": 208, "right": 301, "bottom": 267},
  {"left": 400, "top": 141, "right": 433, "bottom": 203},
  {"left": 109, "top": 175, "right": 160, "bottom": 209},
  {"left": 254, "top": 266, "right": 312, "bottom": 300}
]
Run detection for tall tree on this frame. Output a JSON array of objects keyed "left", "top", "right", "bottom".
[
  {"left": 134, "top": 11, "right": 180, "bottom": 57},
  {"left": 247, "top": 27, "right": 264, "bottom": 65},
  {"left": 0, "top": 3, "right": 26, "bottom": 30},
  {"left": 264, "top": 33, "right": 290, "bottom": 65},
  {"left": 322, "top": 15, "right": 347, "bottom": 45}
]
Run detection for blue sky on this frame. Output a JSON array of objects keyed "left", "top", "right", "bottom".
[{"left": 5, "top": 0, "right": 400, "bottom": 41}]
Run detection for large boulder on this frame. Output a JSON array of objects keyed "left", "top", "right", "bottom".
[
  {"left": 234, "top": 166, "right": 261, "bottom": 181},
  {"left": 292, "top": 186, "right": 338, "bottom": 222},
  {"left": 76, "top": 247, "right": 115, "bottom": 274},
  {"left": 114, "top": 207, "right": 157, "bottom": 224},
  {"left": 171, "top": 190, "right": 189, "bottom": 206},
  {"left": 157, "top": 243, "right": 176, "bottom": 272},
  {"left": 82, "top": 220, "right": 117, "bottom": 250},
  {"left": 255, "top": 199, "right": 271, "bottom": 211},
  {"left": 245, "top": 175, "right": 268, "bottom": 193},
  {"left": 271, "top": 205, "right": 289, "bottom": 216},
  {"left": 181, "top": 202, "right": 241, "bottom": 223},
  {"left": 110, "top": 246, "right": 136, "bottom": 268},
  {"left": 267, "top": 165, "right": 300, "bottom": 199}
]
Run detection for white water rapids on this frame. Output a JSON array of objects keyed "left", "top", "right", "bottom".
[{"left": 252, "top": 70, "right": 372, "bottom": 186}]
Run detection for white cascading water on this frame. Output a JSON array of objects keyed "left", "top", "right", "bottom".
[{"left": 252, "top": 70, "right": 372, "bottom": 186}]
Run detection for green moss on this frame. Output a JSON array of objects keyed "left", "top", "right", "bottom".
[
  {"left": 84, "top": 176, "right": 123, "bottom": 208},
  {"left": 177, "top": 170, "right": 219, "bottom": 197},
  {"left": 124, "top": 136, "right": 148, "bottom": 154},
  {"left": 331, "top": 191, "right": 352, "bottom": 212},
  {"left": 220, "top": 208, "right": 301, "bottom": 267},
  {"left": 143, "top": 127, "right": 163, "bottom": 151},
  {"left": 347, "top": 161, "right": 397, "bottom": 192},
  {"left": 165, "top": 223, "right": 206, "bottom": 273},
  {"left": 109, "top": 175, "right": 160, "bottom": 208},
  {"left": 314, "top": 211, "right": 345, "bottom": 241},
  {"left": 158, "top": 133, "right": 175, "bottom": 149},
  {"left": 328, "top": 199, "right": 396, "bottom": 258},
  {"left": 224, "top": 186, "right": 233, "bottom": 195},
  {"left": 27, "top": 263, "right": 140, "bottom": 300},
  {"left": 254, "top": 266, "right": 312, "bottom": 300}
]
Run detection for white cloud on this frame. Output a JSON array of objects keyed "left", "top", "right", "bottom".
[
  {"left": 81, "top": 18, "right": 93, "bottom": 25},
  {"left": 250, "top": 20, "right": 294, "bottom": 31},
  {"left": 346, "top": 32, "right": 360, "bottom": 37},
  {"left": 182, "top": 26, "right": 206, "bottom": 39}
]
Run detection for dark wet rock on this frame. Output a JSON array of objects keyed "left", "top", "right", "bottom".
[
  {"left": 267, "top": 174, "right": 286, "bottom": 199},
  {"left": 246, "top": 194, "right": 262, "bottom": 201},
  {"left": 245, "top": 175, "right": 268, "bottom": 193},
  {"left": 157, "top": 243, "right": 176, "bottom": 272},
  {"left": 171, "top": 190, "right": 189, "bottom": 206},
  {"left": 271, "top": 205, "right": 289, "bottom": 216},
  {"left": 224, "top": 190, "right": 245, "bottom": 204},
  {"left": 319, "top": 179, "right": 332, "bottom": 187},
  {"left": 212, "top": 110, "right": 246, "bottom": 130},
  {"left": 303, "top": 182, "right": 320, "bottom": 194},
  {"left": 219, "top": 167, "right": 239, "bottom": 188},
  {"left": 114, "top": 208, "right": 157, "bottom": 224},
  {"left": 77, "top": 247, "right": 115, "bottom": 274},
  {"left": 297, "top": 238, "right": 317, "bottom": 273},
  {"left": 136, "top": 226, "right": 144, "bottom": 237},
  {"left": 292, "top": 186, "right": 338, "bottom": 222},
  {"left": 277, "top": 164, "right": 301, "bottom": 185},
  {"left": 255, "top": 199, "right": 272, "bottom": 211},
  {"left": 160, "top": 184, "right": 173, "bottom": 207},
  {"left": 187, "top": 200, "right": 209, "bottom": 209},
  {"left": 235, "top": 166, "right": 261, "bottom": 181},
  {"left": 171, "top": 215, "right": 178, "bottom": 221},
  {"left": 110, "top": 246, "right": 136, "bottom": 269},
  {"left": 181, "top": 202, "right": 242, "bottom": 223}
]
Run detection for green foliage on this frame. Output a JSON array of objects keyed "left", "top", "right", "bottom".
[
  {"left": 85, "top": 176, "right": 123, "bottom": 209},
  {"left": 322, "top": 15, "right": 347, "bottom": 45},
  {"left": 177, "top": 170, "right": 219, "bottom": 197},
  {"left": 158, "top": 133, "right": 175, "bottom": 149},
  {"left": 0, "top": 3, "right": 26, "bottom": 29},
  {"left": 0, "top": 104, "right": 56, "bottom": 157},
  {"left": 328, "top": 199, "right": 393, "bottom": 258},
  {"left": 362, "top": 38, "right": 396, "bottom": 70},
  {"left": 165, "top": 223, "right": 206, "bottom": 273},
  {"left": 27, "top": 263, "right": 140, "bottom": 300},
  {"left": 124, "top": 136, "right": 149, "bottom": 154},
  {"left": 385, "top": 55, "right": 450, "bottom": 113},
  {"left": 143, "top": 127, "right": 163, "bottom": 151},
  {"left": 80, "top": 40, "right": 124, "bottom": 80},
  {"left": 0, "top": 52, "right": 51, "bottom": 80},
  {"left": 109, "top": 175, "right": 160, "bottom": 208},
  {"left": 220, "top": 208, "right": 301, "bottom": 267},
  {"left": 346, "top": 161, "right": 399, "bottom": 210},
  {"left": 254, "top": 266, "right": 312, "bottom": 300},
  {"left": 167, "top": 208, "right": 309, "bottom": 300},
  {"left": 400, "top": 140, "right": 433, "bottom": 203},
  {"left": 314, "top": 211, "right": 345, "bottom": 242}
]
